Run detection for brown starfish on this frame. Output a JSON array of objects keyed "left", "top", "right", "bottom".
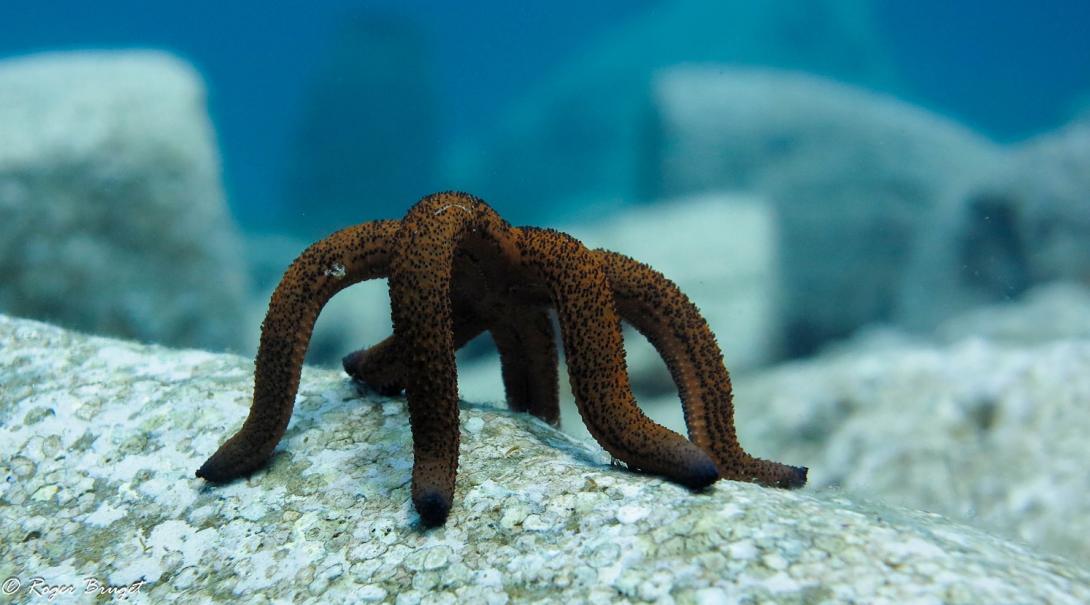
[{"left": 196, "top": 192, "right": 806, "bottom": 526}]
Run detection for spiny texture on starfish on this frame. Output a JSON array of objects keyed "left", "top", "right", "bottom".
[{"left": 196, "top": 192, "right": 806, "bottom": 527}]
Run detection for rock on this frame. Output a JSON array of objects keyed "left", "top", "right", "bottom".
[
  {"left": 936, "top": 282, "right": 1090, "bottom": 345},
  {"left": 648, "top": 66, "right": 1003, "bottom": 355},
  {"left": 734, "top": 318, "right": 1090, "bottom": 566},
  {"left": 445, "top": 0, "right": 901, "bottom": 224},
  {"left": 3, "top": 314, "right": 1089, "bottom": 603},
  {"left": 899, "top": 117, "right": 1090, "bottom": 330},
  {"left": 0, "top": 51, "right": 248, "bottom": 352}
]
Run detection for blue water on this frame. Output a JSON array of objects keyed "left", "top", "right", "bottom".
[
  {"left": 0, "top": 0, "right": 655, "bottom": 229},
  {"left": 879, "top": 0, "right": 1090, "bottom": 138},
  {"left": 2, "top": 0, "right": 1088, "bottom": 230}
]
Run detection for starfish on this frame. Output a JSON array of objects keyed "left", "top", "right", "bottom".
[{"left": 196, "top": 192, "right": 806, "bottom": 526}]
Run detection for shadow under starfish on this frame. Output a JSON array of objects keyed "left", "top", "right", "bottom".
[{"left": 196, "top": 192, "right": 806, "bottom": 527}]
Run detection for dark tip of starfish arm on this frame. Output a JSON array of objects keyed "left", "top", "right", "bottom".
[
  {"left": 679, "top": 457, "right": 721, "bottom": 491},
  {"left": 414, "top": 490, "right": 452, "bottom": 528},
  {"left": 786, "top": 465, "right": 808, "bottom": 489},
  {"left": 195, "top": 448, "right": 266, "bottom": 484},
  {"left": 194, "top": 459, "right": 231, "bottom": 483},
  {"left": 341, "top": 351, "right": 360, "bottom": 374},
  {"left": 763, "top": 464, "right": 808, "bottom": 489}
]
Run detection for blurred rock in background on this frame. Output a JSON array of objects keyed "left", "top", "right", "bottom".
[
  {"left": 730, "top": 283, "right": 1090, "bottom": 566},
  {"left": 0, "top": 51, "right": 248, "bottom": 352},
  {"left": 281, "top": 11, "right": 440, "bottom": 236},
  {"left": 934, "top": 282, "right": 1090, "bottom": 345},
  {"left": 900, "top": 116, "right": 1090, "bottom": 331},
  {"left": 569, "top": 192, "right": 780, "bottom": 387},
  {"left": 261, "top": 2, "right": 1089, "bottom": 367},
  {"left": 647, "top": 67, "right": 1002, "bottom": 356}
]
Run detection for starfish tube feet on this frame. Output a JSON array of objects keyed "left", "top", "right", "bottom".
[
  {"left": 517, "top": 227, "right": 719, "bottom": 490},
  {"left": 388, "top": 194, "right": 503, "bottom": 524},
  {"left": 414, "top": 489, "right": 452, "bottom": 528},
  {"left": 490, "top": 306, "right": 561, "bottom": 426},
  {"left": 344, "top": 301, "right": 490, "bottom": 397},
  {"left": 782, "top": 465, "right": 808, "bottom": 489}
]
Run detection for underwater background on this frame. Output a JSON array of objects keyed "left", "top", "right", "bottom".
[
  {"left": 4, "top": 0, "right": 1089, "bottom": 363},
  {"left": 4, "top": 0, "right": 1090, "bottom": 230},
  {"left": 4, "top": 1, "right": 1089, "bottom": 315},
  {"left": 4, "top": 1, "right": 1090, "bottom": 592}
]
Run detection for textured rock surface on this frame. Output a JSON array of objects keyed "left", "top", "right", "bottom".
[
  {"left": 3, "top": 314, "right": 1089, "bottom": 603},
  {"left": 445, "top": 0, "right": 899, "bottom": 224},
  {"left": 733, "top": 308, "right": 1090, "bottom": 566},
  {"left": 899, "top": 117, "right": 1090, "bottom": 330},
  {"left": 0, "top": 50, "right": 248, "bottom": 351},
  {"left": 648, "top": 67, "right": 1003, "bottom": 355}
]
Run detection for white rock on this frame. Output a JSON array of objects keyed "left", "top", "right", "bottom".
[
  {"left": 614, "top": 505, "right": 648, "bottom": 525},
  {"left": 936, "top": 282, "right": 1090, "bottom": 345},
  {"left": 2, "top": 313, "right": 1089, "bottom": 602},
  {"left": 736, "top": 325, "right": 1090, "bottom": 565},
  {"left": 570, "top": 192, "right": 780, "bottom": 375},
  {"left": 0, "top": 51, "right": 247, "bottom": 351},
  {"left": 650, "top": 66, "right": 1003, "bottom": 354},
  {"left": 900, "top": 117, "right": 1090, "bottom": 330}
]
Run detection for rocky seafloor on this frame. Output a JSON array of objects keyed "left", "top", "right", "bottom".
[{"left": 3, "top": 313, "right": 1090, "bottom": 604}]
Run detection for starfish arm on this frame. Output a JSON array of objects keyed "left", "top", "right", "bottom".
[
  {"left": 346, "top": 233, "right": 560, "bottom": 425},
  {"left": 196, "top": 220, "right": 399, "bottom": 482},
  {"left": 341, "top": 335, "right": 403, "bottom": 395},
  {"left": 490, "top": 306, "right": 561, "bottom": 426},
  {"left": 345, "top": 305, "right": 559, "bottom": 426},
  {"left": 343, "top": 308, "right": 491, "bottom": 395},
  {"left": 516, "top": 228, "right": 719, "bottom": 489},
  {"left": 388, "top": 192, "right": 517, "bottom": 526},
  {"left": 343, "top": 250, "right": 497, "bottom": 393},
  {"left": 597, "top": 249, "right": 807, "bottom": 489}
]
